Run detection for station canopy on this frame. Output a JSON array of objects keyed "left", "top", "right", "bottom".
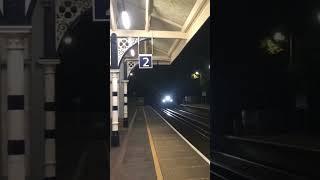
[{"left": 110, "top": 0, "right": 210, "bottom": 64}]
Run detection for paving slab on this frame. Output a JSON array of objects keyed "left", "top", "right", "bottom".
[{"left": 111, "top": 107, "right": 156, "bottom": 180}]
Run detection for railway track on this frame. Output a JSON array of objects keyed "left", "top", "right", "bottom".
[
  {"left": 154, "top": 105, "right": 210, "bottom": 158},
  {"left": 161, "top": 107, "right": 209, "bottom": 139},
  {"left": 154, "top": 105, "right": 316, "bottom": 179}
]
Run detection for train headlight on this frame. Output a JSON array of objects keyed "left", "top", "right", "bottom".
[{"left": 162, "top": 95, "right": 173, "bottom": 103}]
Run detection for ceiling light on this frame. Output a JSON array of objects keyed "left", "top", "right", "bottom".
[{"left": 121, "top": 11, "right": 131, "bottom": 29}]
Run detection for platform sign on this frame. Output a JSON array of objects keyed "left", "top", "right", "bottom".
[
  {"left": 92, "top": 0, "right": 108, "bottom": 22},
  {"left": 139, "top": 54, "right": 153, "bottom": 69}
]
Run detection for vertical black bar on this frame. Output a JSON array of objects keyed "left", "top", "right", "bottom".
[
  {"left": 43, "top": 0, "right": 58, "bottom": 57},
  {"left": 124, "top": 61, "right": 128, "bottom": 80},
  {"left": 111, "top": 33, "right": 118, "bottom": 69}
]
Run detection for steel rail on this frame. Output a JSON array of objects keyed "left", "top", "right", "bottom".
[{"left": 160, "top": 108, "right": 210, "bottom": 140}]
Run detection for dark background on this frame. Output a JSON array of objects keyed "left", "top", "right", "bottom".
[
  {"left": 55, "top": 11, "right": 109, "bottom": 179},
  {"left": 213, "top": 0, "right": 320, "bottom": 134},
  {"left": 212, "top": 0, "right": 320, "bottom": 179}
]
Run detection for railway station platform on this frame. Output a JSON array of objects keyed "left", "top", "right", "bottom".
[{"left": 110, "top": 106, "right": 210, "bottom": 180}]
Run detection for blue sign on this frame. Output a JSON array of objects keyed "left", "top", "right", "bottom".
[
  {"left": 139, "top": 54, "right": 153, "bottom": 69},
  {"left": 92, "top": 0, "right": 108, "bottom": 22}
]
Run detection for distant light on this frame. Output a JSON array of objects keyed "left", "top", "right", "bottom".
[
  {"left": 165, "top": 95, "right": 171, "bottom": 101},
  {"left": 129, "top": 72, "right": 134, "bottom": 76},
  {"left": 208, "top": 65, "right": 210, "bottom": 69},
  {"left": 317, "top": 12, "right": 320, "bottom": 23},
  {"left": 162, "top": 95, "right": 173, "bottom": 103},
  {"left": 130, "top": 49, "right": 135, "bottom": 57},
  {"left": 191, "top": 72, "right": 200, "bottom": 79},
  {"left": 273, "top": 32, "right": 285, "bottom": 42},
  {"left": 121, "top": 11, "right": 131, "bottom": 29},
  {"left": 64, "top": 36, "right": 72, "bottom": 45}
]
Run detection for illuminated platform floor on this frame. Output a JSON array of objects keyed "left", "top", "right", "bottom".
[{"left": 111, "top": 106, "right": 209, "bottom": 180}]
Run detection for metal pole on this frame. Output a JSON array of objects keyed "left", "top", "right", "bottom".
[{"left": 289, "top": 33, "right": 293, "bottom": 66}]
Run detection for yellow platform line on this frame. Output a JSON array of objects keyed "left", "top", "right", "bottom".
[{"left": 143, "top": 107, "right": 164, "bottom": 180}]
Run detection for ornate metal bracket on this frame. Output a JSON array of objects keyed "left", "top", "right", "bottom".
[
  {"left": 117, "top": 37, "right": 138, "bottom": 66},
  {"left": 117, "top": 37, "right": 149, "bottom": 66},
  {"left": 56, "top": 0, "right": 91, "bottom": 48},
  {"left": 126, "top": 60, "right": 138, "bottom": 78}
]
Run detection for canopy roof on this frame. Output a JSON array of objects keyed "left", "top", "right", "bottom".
[{"left": 110, "top": 0, "right": 210, "bottom": 64}]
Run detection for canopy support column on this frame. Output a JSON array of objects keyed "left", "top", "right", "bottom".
[
  {"left": 111, "top": 70, "right": 120, "bottom": 146},
  {"left": 110, "top": 33, "right": 120, "bottom": 147},
  {"left": 38, "top": 58, "right": 60, "bottom": 180},
  {"left": 7, "top": 36, "right": 26, "bottom": 180},
  {"left": 122, "top": 80, "right": 129, "bottom": 128}
]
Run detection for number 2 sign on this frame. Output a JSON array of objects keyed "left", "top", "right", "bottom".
[{"left": 139, "top": 54, "right": 153, "bottom": 69}]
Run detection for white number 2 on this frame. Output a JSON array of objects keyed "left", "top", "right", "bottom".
[{"left": 143, "top": 57, "right": 150, "bottom": 67}]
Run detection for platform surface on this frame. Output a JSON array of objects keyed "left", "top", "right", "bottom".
[{"left": 111, "top": 106, "right": 209, "bottom": 180}]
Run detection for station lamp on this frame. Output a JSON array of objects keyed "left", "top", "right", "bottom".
[
  {"left": 121, "top": 11, "right": 131, "bottom": 29},
  {"left": 191, "top": 71, "right": 200, "bottom": 79},
  {"left": 130, "top": 49, "right": 135, "bottom": 57},
  {"left": 273, "top": 32, "right": 285, "bottom": 42},
  {"left": 63, "top": 36, "right": 72, "bottom": 45}
]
